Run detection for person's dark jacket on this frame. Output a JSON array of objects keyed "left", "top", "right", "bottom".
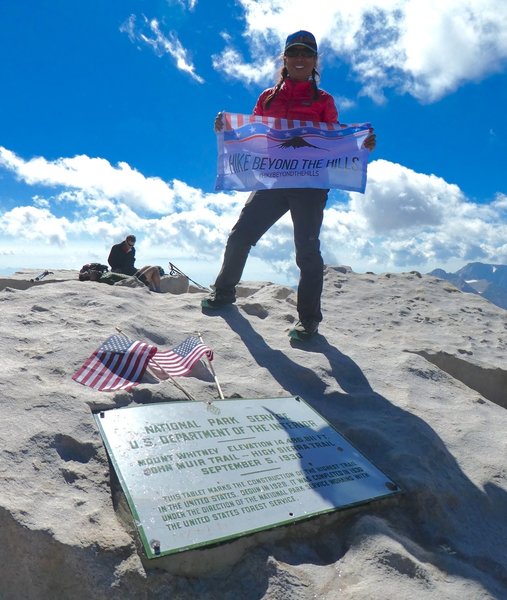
[{"left": 108, "top": 242, "right": 137, "bottom": 275}]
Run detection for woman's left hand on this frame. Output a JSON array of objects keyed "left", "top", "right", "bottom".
[{"left": 363, "top": 129, "right": 376, "bottom": 152}]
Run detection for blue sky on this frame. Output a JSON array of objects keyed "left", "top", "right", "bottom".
[{"left": 1, "top": 0, "right": 506, "bottom": 285}]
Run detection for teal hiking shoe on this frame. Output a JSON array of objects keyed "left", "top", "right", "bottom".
[
  {"left": 201, "top": 289, "right": 236, "bottom": 309},
  {"left": 288, "top": 320, "right": 319, "bottom": 340}
]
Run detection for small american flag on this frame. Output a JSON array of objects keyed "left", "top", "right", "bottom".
[
  {"left": 72, "top": 335, "right": 157, "bottom": 392},
  {"left": 149, "top": 335, "right": 213, "bottom": 378}
]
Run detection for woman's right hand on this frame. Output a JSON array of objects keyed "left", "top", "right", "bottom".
[{"left": 214, "top": 112, "right": 224, "bottom": 132}]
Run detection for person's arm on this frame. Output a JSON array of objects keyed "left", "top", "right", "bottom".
[
  {"left": 322, "top": 94, "right": 338, "bottom": 124},
  {"left": 128, "top": 248, "right": 136, "bottom": 268},
  {"left": 253, "top": 92, "right": 267, "bottom": 116},
  {"left": 108, "top": 245, "right": 119, "bottom": 269}
]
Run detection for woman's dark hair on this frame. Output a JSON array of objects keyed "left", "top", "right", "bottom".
[{"left": 263, "top": 59, "right": 320, "bottom": 110}]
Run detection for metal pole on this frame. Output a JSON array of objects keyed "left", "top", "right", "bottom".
[
  {"left": 168, "top": 262, "right": 210, "bottom": 291},
  {"left": 197, "top": 331, "right": 224, "bottom": 399}
]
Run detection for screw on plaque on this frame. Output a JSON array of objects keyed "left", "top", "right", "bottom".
[
  {"left": 385, "top": 482, "right": 399, "bottom": 491},
  {"left": 151, "top": 540, "right": 161, "bottom": 555}
]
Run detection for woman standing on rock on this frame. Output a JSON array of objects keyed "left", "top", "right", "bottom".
[{"left": 203, "top": 31, "right": 376, "bottom": 339}]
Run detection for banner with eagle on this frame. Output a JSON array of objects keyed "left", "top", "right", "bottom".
[{"left": 215, "top": 112, "right": 372, "bottom": 193}]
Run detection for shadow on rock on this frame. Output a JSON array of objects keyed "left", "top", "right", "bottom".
[{"left": 218, "top": 308, "right": 507, "bottom": 597}]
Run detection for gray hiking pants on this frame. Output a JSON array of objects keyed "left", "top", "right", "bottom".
[{"left": 214, "top": 187, "right": 328, "bottom": 324}]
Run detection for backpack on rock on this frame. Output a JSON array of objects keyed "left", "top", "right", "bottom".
[{"left": 78, "top": 263, "right": 109, "bottom": 282}]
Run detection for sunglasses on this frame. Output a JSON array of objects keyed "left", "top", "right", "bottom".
[{"left": 285, "top": 48, "right": 316, "bottom": 58}]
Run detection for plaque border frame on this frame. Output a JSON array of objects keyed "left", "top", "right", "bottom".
[{"left": 95, "top": 396, "right": 401, "bottom": 559}]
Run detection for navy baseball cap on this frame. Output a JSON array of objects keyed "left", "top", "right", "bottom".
[{"left": 285, "top": 31, "right": 318, "bottom": 54}]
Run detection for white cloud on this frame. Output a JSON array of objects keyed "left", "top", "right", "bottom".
[
  {"left": 0, "top": 146, "right": 182, "bottom": 215},
  {"left": 0, "top": 146, "right": 246, "bottom": 266},
  {"left": 213, "top": 0, "right": 507, "bottom": 102},
  {"left": 350, "top": 159, "right": 463, "bottom": 233},
  {"left": 320, "top": 159, "right": 507, "bottom": 272},
  {"left": 1, "top": 206, "right": 71, "bottom": 245},
  {"left": 492, "top": 193, "right": 507, "bottom": 210},
  {"left": 211, "top": 48, "right": 276, "bottom": 86},
  {"left": 2, "top": 147, "right": 507, "bottom": 279},
  {"left": 120, "top": 15, "right": 204, "bottom": 84},
  {"left": 172, "top": 0, "right": 198, "bottom": 10}
]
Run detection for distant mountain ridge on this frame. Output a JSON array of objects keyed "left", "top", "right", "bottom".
[{"left": 429, "top": 262, "right": 507, "bottom": 310}]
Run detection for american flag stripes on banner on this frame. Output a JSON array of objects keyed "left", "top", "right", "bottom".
[
  {"left": 72, "top": 335, "right": 157, "bottom": 392},
  {"left": 148, "top": 335, "right": 214, "bottom": 378},
  {"left": 215, "top": 111, "right": 372, "bottom": 193}
]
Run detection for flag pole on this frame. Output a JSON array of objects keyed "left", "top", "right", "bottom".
[
  {"left": 115, "top": 327, "right": 197, "bottom": 402},
  {"left": 197, "top": 331, "right": 224, "bottom": 400},
  {"left": 168, "top": 262, "right": 210, "bottom": 291},
  {"left": 151, "top": 360, "right": 197, "bottom": 402}
]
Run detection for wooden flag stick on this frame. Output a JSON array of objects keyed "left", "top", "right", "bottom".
[
  {"left": 150, "top": 358, "right": 197, "bottom": 402},
  {"left": 115, "top": 327, "right": 197, "bottom": 402},
  {"left": 197, "top": 331, "right": 224, "bottom": 400}
]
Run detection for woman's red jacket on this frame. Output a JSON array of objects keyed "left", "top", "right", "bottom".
[{"left": 253, "top": 78, "right": 338, "bottom": 123}]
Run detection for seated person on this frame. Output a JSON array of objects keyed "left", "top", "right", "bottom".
[
  {"left": 108, "top": 234, "right": 138, "bottom": 275},
  {"left": 108, "top": 235, "right": 161, "bottom": 292}
]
